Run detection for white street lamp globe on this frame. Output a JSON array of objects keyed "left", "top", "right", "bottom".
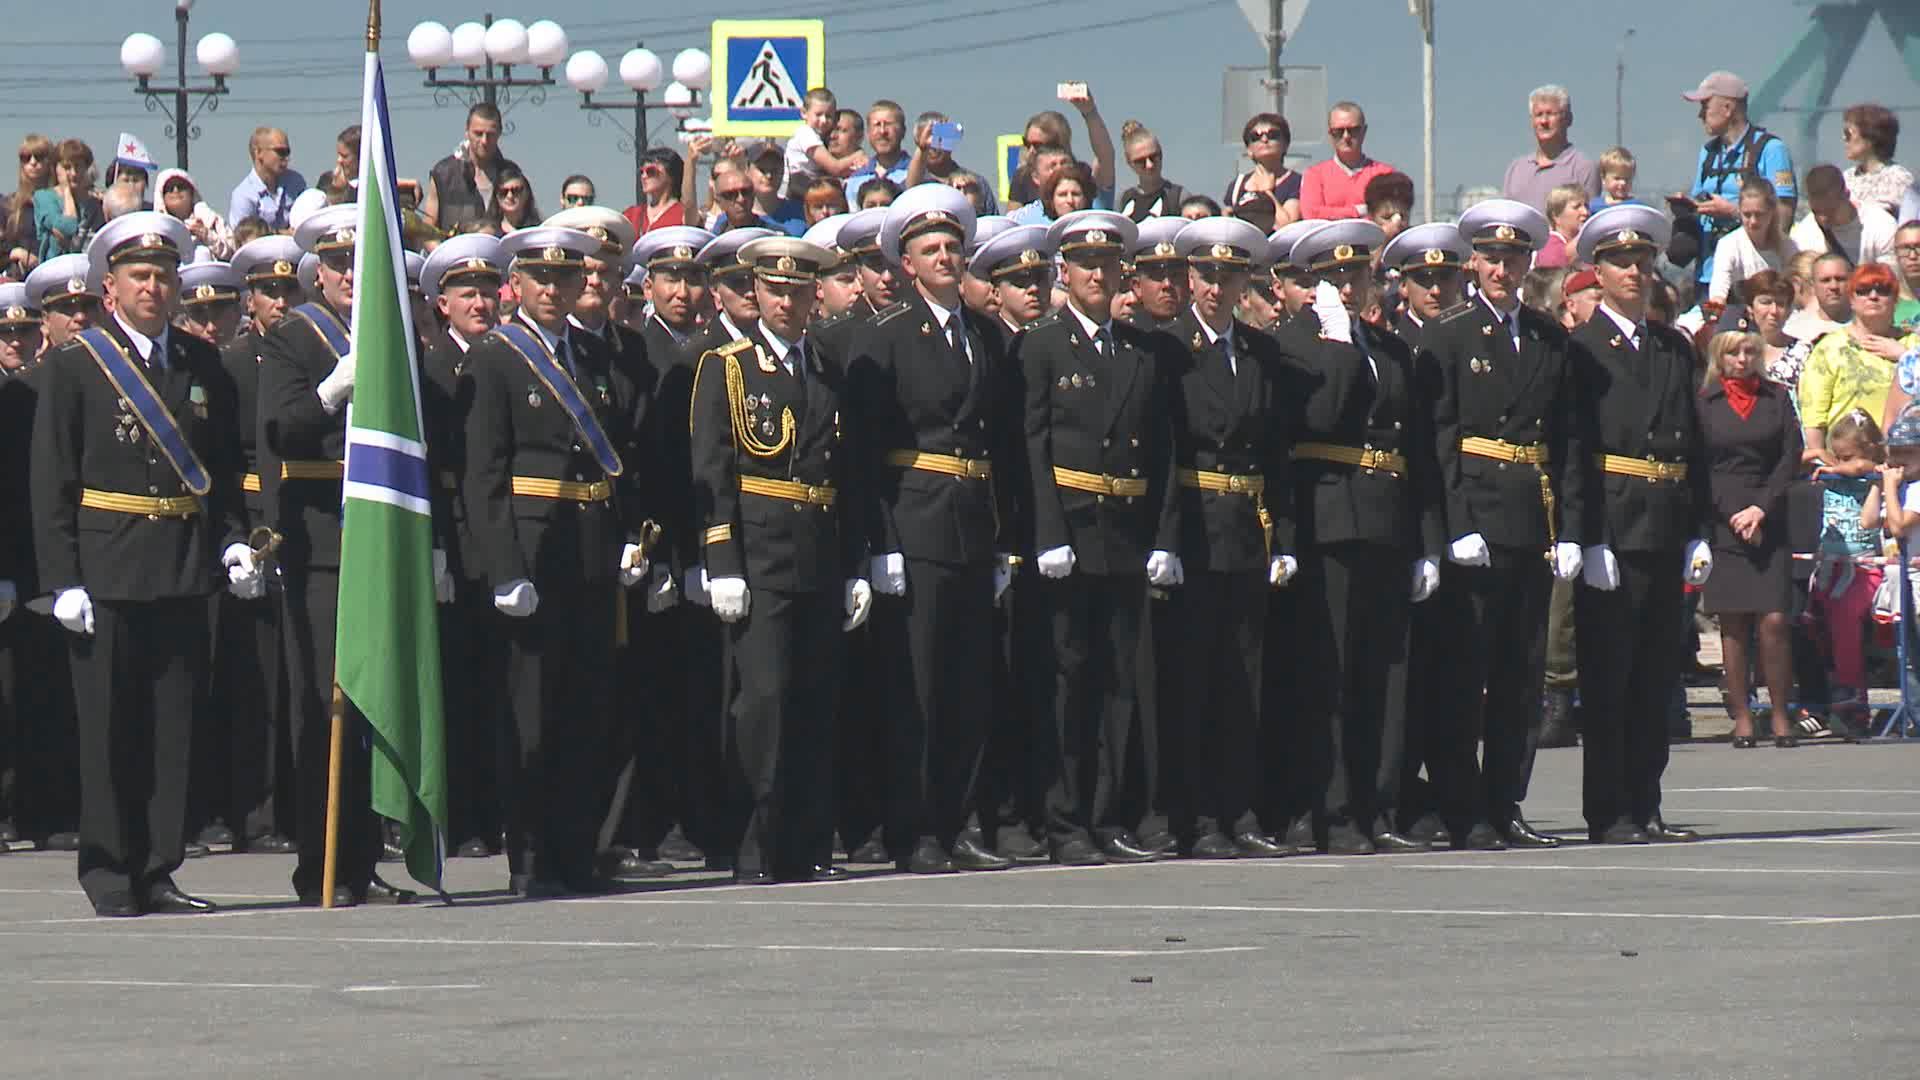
[
  {"left": 663, "top": 81, "right": 695, "bottom": 118},
  {"left": 406, "top": 21, "right": 454, "bottom": 69},
  {"left": 563, "top": 50, "right": 608, "bottom": 94},
  {"left": 671, "top": 48, "right": 712, "bottom": 91},
  {"left": 195, "top": 32, "right": 238, "bottom": 76},
  {"left": 449, "top": 21, "right": 487, "bottom": 68},
  {"left": 482, "top": 18, "right": 529, "bottom": 65},
  {"left": 619, "top": 48, "right": 662, "bottom": 93},
  {"left": 120, "top": 32, "right": 165, "bottom": 78},
  {"left": 525, "top": 20, "right": 568, "bottom": 67}
]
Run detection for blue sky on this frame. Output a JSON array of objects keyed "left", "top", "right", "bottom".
[{"left": 2, "top": 0, "right": 1912, "bottom": 217}]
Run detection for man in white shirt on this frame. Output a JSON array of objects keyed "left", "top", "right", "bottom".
[{"left": 1790, "top": 164, "right": 1899, "bottom": 269}]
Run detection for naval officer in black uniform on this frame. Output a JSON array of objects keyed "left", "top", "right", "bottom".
[{"left": 33, "top": 212, "right": 254, "bottom": 915}]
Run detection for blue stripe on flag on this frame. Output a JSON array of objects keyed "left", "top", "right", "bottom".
[{"left": 345, "top": 443, "right": 431, "bottom": 502}]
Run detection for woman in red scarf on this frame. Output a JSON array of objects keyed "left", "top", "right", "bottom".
[{"left": 1700, "top": 323, "right": 1805, "bottom": 747}]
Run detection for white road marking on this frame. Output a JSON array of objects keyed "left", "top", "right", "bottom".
[
  {"left": 592, "top": 897, "right": 1812, "bottom": 924},
  {"left": 1384, "top": 862, "right": 1920, "bottom": 877},
  {"left": 340, "top": 983, "right": 485, "bottom": 992},
  {"left": 1667, "top": 788, "right": 1920, "bottom": 796},
  {"left": 35, "top": 978, "right": 320, "bottom": 991},
  {"left": 1779, "top": 913, "right": 1920, "bottom": 926}
]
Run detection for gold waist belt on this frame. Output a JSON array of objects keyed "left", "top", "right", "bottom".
[
  {"left": 1459, "top": 436, "right": 1549, "bottom": 465},
  {"left": 1598, "top": 453, "right": 1688, "bottom": 482},
  {"left": 279, "top": 460, "right": 344, "bottom": 481},
  {"left": 1292, "top": 441, "right": 1406, "bottom": 477},
  {"left": 241, "top": 473, "right": 262, "bottom": 493},
  {"left": 1176, "top": 467, "right": 1265, "bottom": 495},
  {"left": 739, "top": 475, "right": 837, "bottom": 506},
  {"left": 885, "top": 449, "right": 993, "bottom": 479},
  {"left": 511, "top": 476, "right": 612, "bottom": 501},
  {"left": 80, "top": 489, "right": 199, "bottom": 518},
  {"left": 1052, "top": 466, "right": 1148, "bottom": 498}
]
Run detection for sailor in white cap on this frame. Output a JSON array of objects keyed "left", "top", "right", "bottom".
[
  {"left": 690, "top": 227, "right": 778, "bottom": 360},
  {"left": 1566, "top": 202, "right": 1705, "bottom": 846},
  {"left": 1013, "top": 207, "right": 1184, "bottom": 866},
  {"left": 1378, "top": 221, "right": 1468, "bottom": 346},
  {"left": 1125, "top": 216, "right": 1190, "bottom": 331},
  {"left": 34, "top": 209, "right": 252, "bottom": 916},
  {"left": 838, "top": 205, "right": 897, "bottom": 315},
  {"left": 843, "top": 180, "right": 1020, "bottom": 874},
  {"left": 208, "top": 233, "right": 304, "bottom": 857},
  {"left": 960, "top": 214, "right": 1016, "bottom": 320},
  {"left": 690, "top": 235, "right": 867, "bottom": 883},
  {"left": 26, "top": 253, "right": 103, "bottom": 348},
  {"left": 1280, "top": 217, "right": 1445, "bottom": 856},
  {"left": 802, "top": 213, "right": 864, "bottom": 319},
  {"left": 1266, "top": 219, "right": 1322, "bottom": 327},
  {"left": 0, "top": 282, "right": 40, "bottom": 373},
  {"left": 968, "top": 223, "right": 1054, "bottom": 338},
  {"left": 1152, "top": 216, "right": 1298, "bottom": 860},
  {"left": 176, "top": 261, "right": 245, "bottom": 347},
  {"left": 256, "top": 202, "right": 414, "bottom": 906},
  {"left": 1413, "top": 197, "right": 1585, "bottom": 852},
  {"left": 464, "top": 223, "right": 660, "bottom": 895}
]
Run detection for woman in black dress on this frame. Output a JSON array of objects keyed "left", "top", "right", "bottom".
[{"left": 1701, "top": 329, "right": 1806, "bottom": 747}]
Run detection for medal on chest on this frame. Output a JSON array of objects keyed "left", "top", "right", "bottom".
[
  {"left": 113, "top": 397, "right": 141, "bottom": 444},
  {"left": 526, "top": 384, "right": 543, "bottom": 409},
  {"left": 189, "top": 383, "right": 208, "bottom": 418}
]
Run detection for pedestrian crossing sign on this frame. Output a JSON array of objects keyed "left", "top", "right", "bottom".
[
  {"left": 710, "top": 19, "right": 826, "bottom": 136},
  {"left": 997, "top": 134, "right": 1024, "bottom": 206}
]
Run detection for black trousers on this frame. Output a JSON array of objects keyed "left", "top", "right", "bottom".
[
  {"left": 613, "top": 596, "right": 694, "bottom": 855},
  {"left": 498, "top": 582, "right": 618, "bottom": 885},
  {"left": 1040, "top": 572, "right": 1146, "bottom": 845},
  {"left": 722, "top": 588, "right": 842, "bottom": 877},
  {"left": 680, "top": 603, "right": 728, "bottom": 856},
  {"left": 283, "top": 567, "right": 381, "bottom": 896},
  {"left": 1257, "top": 580, "right": 1306, "bottom": 833},
  {"left": 1168, "top": 569, "right": 1268, "bottom": 841},
  {"left": 834, "top": 617, "right": 885, "bottom": 853},
  {"left": 1575, "top": 548, "right": 1684, "bottom": 832},
  {"left": 1118, "top": 587, "right": 1175, "bottom": 840},
  {"left": 1426, "top": 550, "right": 1552, "bottom": 826},
  {"left": 975, "top": 569, "right": 1047, "bottom": 842},
  {"left": 198, "top": 588, "right": 286, "bottom": 841},
  {"left": 0, "top": 613, "right": 78, "bottom": 839},
  {"left": 1297, "top": 542, "right": 1410, "bottom": 831},
  {"left": 883, "top": 558, "right": 992, "bottom": 853},
  {"left": 442, "top": 579, "right": 506, "bottom": 849},
  {"left": 68, "top": 597, "right": 206, "bottom": 906}
]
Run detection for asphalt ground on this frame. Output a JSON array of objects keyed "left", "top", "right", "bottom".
[{"left": 0, "top": 742, "right": 1915, "bottom": 1079}]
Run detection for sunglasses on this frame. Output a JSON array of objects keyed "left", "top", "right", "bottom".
[
  {"left": 1897, "top": 244, "right": 1920, "bottom": 257},
  {"left": 1854, "top": 283, "right": 1896, "bottom": 298},
  {"left": 1245, "top": 130, "right": 1285, "bottom": 145},
  {"left": 265, "top": 146, "right": 291, "bottom": 158},
  {"left": 18, "top": 151, "right": 48, "bottom": 163},
  {"left": 319, "top": 252, "right": 355, "bottom": 273},
  {"left": 498, "top": 185, "right": 528, "bottom": 199},
  {"left": 1000, "top": 269, "right": 1052, "bottom": 291},
  {"left": 1329, "top": 125, "right": 1365, "bottom": 139},
  {"left": 641, "top": 164, "right": 665, "bottom": 177},
  {"left": 562, "top": 191, "right": 593, "bottom": 205},
  {"left": 716, "top": 187, "right": 753, "bottom": 202}
]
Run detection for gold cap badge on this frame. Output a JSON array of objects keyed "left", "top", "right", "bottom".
[
  {"left": 1619, "top": 228, "right": 1641, "bottom": 244},
  {"left": 1333, "top": 244, "right": 1355, "bottom": 261},
  {"left": 541, "top": 246, "right": 567, "bottom": 262},
  {"left": 1210, "top": 243, "right": 1236, "bottom": 260},
  {"left": 775, "top": 254, "right": 798, "bottom": 273},
  {"left": 1493, "top": 224, "right": 1517, "bottom": 242},
  {"left": 1086, "top": 229, "right": 1109, "bottom": 245},
  {"left": 272, "top": 259, "right": 294, "bottom": 276},
  {"left": 65, "top": 277, "right": 87, "bottom": 295},
  {"left": 4, "top": 305, "right": 26, "bottom": 320},
  {"left": 1423, "top": 248, "right": 1446, "bottom": 265},
  {"left": 1152, "top": 242, "right": 1177, "bottom": 258},
  {"left": 670, "top": 245, "right": 693, "bottom": 261},
  {"left": 193, "top": 284, "right": 217, "bottom": 300}
]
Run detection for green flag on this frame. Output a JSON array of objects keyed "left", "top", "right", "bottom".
[{"left": 336, "top": 51, "right": 447, "bottom": 893}]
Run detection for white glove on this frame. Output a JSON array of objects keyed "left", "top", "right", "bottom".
[
  {"left": 1410, "top": 557, "right": 1440, "bottom": 603},
  {"left": 645, "top": 566, "right": 679, "bottom": 613},
  {"left": 52, "top": 587, "right": 93, "bottom": 635},
  {"left": 222, "top": 542, "right": 265, "bottom": 601},
  {"left": 1446, "top": 533, "right": 1492, "bottom": 567},
  {"left": 687, "top": 565, "right": 711, "bottom": 608},
  {"left": 843, "top": 578, "right": 872, "bottom": 632},
  {"left": 1146, "top": 550, "right": 1183, "bottom": 587},
  {"left": 1269, "top": 555, "right": 1298, "bottom": 588},
  {"left": 619, "top": 542, "right": 650, "bottom": 588},
  {"left": 870, "top": 552, "right": 906, "bottom": 596},
  {"left": 433, "top": 548, "right": 453, "bottom": 605},
  {"left": 0, "top": 579, "right": 13, "bottom": 623},
  {"left": 1684, "top": 539, "right": 1713, "bottom": 586},
  {"left": 492, "top": 579, "right": 539, "bottom": 618},
  {"left": 316, "top": 347, "right": 356, "bottom": 413},
  {"left": 1581, "top": 544, "right": 1619, "bottom": 591},
  {"left": 993, "top": 555, "right": 1016, "bottom": 604},
  {"left": 1037, "top": 545, "right": 1076, "bottom": 579},
  {"left": 709, "top": 576, "right": 750, "bottom": 622},
  {"left": 1552, "top": 542, "right": 1583, "bottom": 582},
  {"left": 1312, "top": 281, "right": 1352, "bottom": 344}
]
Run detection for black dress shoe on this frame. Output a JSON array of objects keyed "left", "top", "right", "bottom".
[
  {"left": 246, "top": 833, "right": 297, "bottom": 855},
  {"left": 1499, "top": 815, "right": 1561, "bottom": 848},
  {"left": 182, "top": 842, "right": 211, "bottom": 859},
  {"left": 197, "top": 822, "right": 236, "bottom": 847},
  {"left": 906, "top": 838, "right": 956, "bottom": 874},
  {"left": 146, "top": 885, "right": 217, "bottom": 913},
  {"left": 1097, "top": 831, "right": 1158, "bottom": 864},
  {"left": 995, "top": 826, "right": 1046, "bottom": 859},
  {"left": 1282, "top": 816, "right": 1316, "bottom": 853},
  {"left": 1731, "top": 735, "right": 1758, "bottom": 749},
  {"left": 846, "top": 837, "right": 891, "bottom": 864},
  {"left": 1594, "top": 820, "right": 1650, "bottom": 845},
  {"left": 1138, "top": 830, "right": 1179, "bottom": 856},
  {"left": 601, "top": 850, "right": 674, "bottom": 881},
  {"left": 1370, "top": 827, "right": 1430, "bottom": 853},
  {"left": 1050, "top": 838, "right": 1106, "bottom": 866},
  {"left": 1188, "top": 832, "right": 1239, "bottom": 859},
  {"left": 454, "top": 837, "right": 494, "bottom": 859},
  {"left": 92, "top": 891, "right": 141, "bottom": 918},
  {"left": 656, "top": 830, "right": 704, "bottom": 862},
  {"left": 732, "top": 867, "right": 772, "bottom": 885},
  {"left": 43, "top": 831, "right": 80, "bottom": 852},
  {"left": 958, "top": 824, "right": 985, "bottom": 849},
  {"left": 951, "top": 835, "right": 1014, "bottom": 871},
  {"left": 507, "top": 873, "right": 532, "bottom": 896},
  {"left": 1233, "top": 832, "right": 1289, "bottom": 858},
  {"left": 1325, "top": 823, "right": 1376, "bottom": 855},
  {"left": 1406, "top": 813, "right": 1452, "bottom": 847},
  {"left": 298, "top": 885, "right": 359, "bottom": 907},
  {"left": 1643, "top": 816, "right": 1700, "bottom": 843},
  {"left": 1460, "top": 822, "right": 1508, "bottom": 851},
  {"left": 381, "top": 839, "right": 405, "bottom": 863},
  {"left": 811, "top": 864, "right": 850, "bottom": 881},
  {"left": 360, "top": 876, "right": 417, "bottom": 904}
]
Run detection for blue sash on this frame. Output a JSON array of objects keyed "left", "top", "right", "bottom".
[
  {"left": 491, "top": 322, "right": 625, "bottom": 477},
  {"left": 291, "top": 302, "right": 351, "bottom": 359},
  {"left": 74, "top": 327, "right": 212, "bottom": 496}
]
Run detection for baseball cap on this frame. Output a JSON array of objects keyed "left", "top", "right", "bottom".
[{"left": 1682, "top": 71, "right": 1748, "bottom": 102}]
